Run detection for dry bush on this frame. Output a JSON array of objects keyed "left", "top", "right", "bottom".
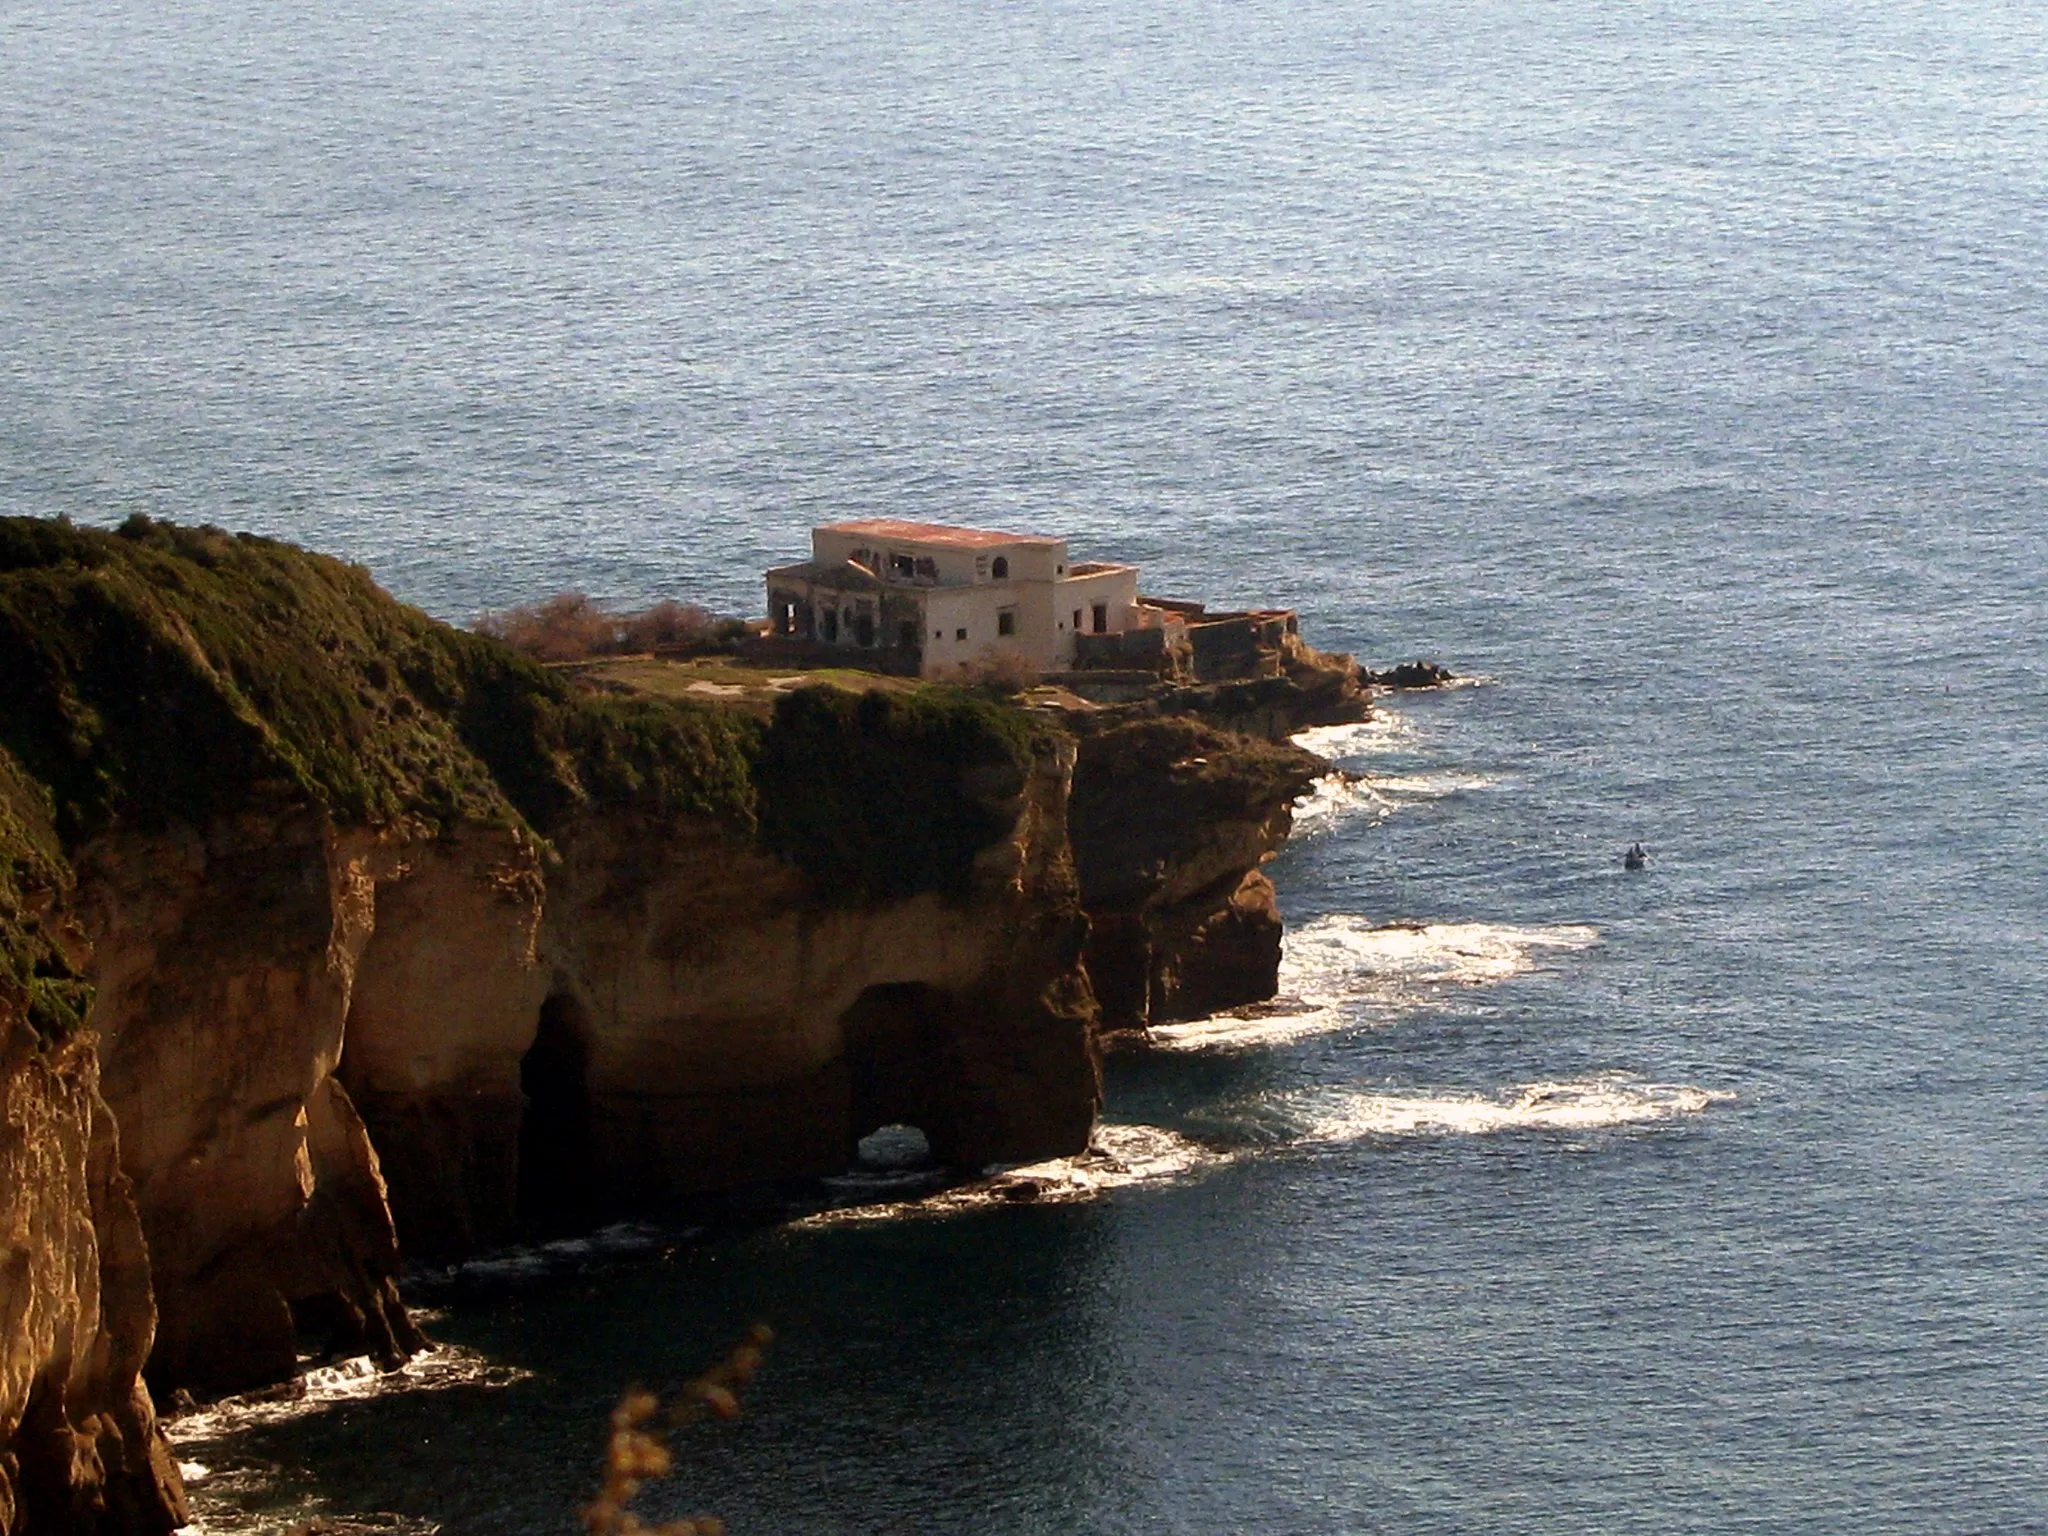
[
  {"left": 474, "top": 594, "right": 742, "bottom": 663},
  {"left": 474, "top": 592, "right": 616, "bottom": 662},
  {"left": 584, "top": 1325, "right": 773, "bottom": 1536},
  {"left": 957, "top": 648, "right": 1040, "bottom": 696},
  {"left": 618, "top": 600, "right": 716, "bottom": 653}
]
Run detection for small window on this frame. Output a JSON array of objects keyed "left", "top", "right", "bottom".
[
  {"left": 998, "top": 609, "right": 1016, "bottom": 637},
  {"left": 992, "top": 556, "right": 1009, "bottom": 580},
  {"left": 1072, "top": 609, "right": 1082, "bottom": 630},
  {"left": 1092, "top": 603, "right": 1108, "bottom": 634},
  {"left": 889, "top": 553, "right": 915, "bottom": 579},
  {"left": 934, "top": 629, "right": 944, "bottom": 640},
  {"left": 956, "top": 627, "right": 967, "bottom": 641},
  {"left": 1056, "top": 564, "right": 1065, "bottom": 575}
]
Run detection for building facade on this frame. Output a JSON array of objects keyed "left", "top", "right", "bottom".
[{"left": 765, "top": 518, "right": 1143, "bottom": 679}]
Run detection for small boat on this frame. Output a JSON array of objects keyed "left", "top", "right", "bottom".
[{"left": 1623, "top": 842, "right": 1648, "bottom": 872}]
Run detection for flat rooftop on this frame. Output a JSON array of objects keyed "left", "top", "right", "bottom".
[{"left": 820, "top": 518, "right": 1063, "bottom": 550}]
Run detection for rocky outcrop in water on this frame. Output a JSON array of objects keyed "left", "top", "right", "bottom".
[{"left": 1066, "top": 717, "right": 1323, "bottom": 1033}]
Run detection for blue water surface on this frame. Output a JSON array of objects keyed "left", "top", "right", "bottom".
[{"left": 4, "top": 0, "right": 2044, "bottom": 1530}]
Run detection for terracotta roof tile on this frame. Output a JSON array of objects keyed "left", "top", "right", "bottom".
[{"left": 819, "top": 518, "right": 1062, "bottom": 549}]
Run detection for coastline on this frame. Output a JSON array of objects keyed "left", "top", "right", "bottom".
[{"left": 0, "top": 516, "right": 1415, "bottom": 1533}]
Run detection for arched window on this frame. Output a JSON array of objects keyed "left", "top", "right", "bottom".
[{"left": 991, "top": 556, "right": 1009, "bottom": 580}]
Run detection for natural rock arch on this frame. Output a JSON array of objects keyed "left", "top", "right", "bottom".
[{"left": 838, "top": 983, "right": 966, "bottom": 1163}]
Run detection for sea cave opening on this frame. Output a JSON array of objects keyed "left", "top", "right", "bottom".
[
  {"left": 839, "top": 982, "right": 961, "bottom": 1164},
  {"left": 516, "top": 993, "right": 596, "bottom": 1236}
]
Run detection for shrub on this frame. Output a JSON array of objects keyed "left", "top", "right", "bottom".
[
  {"left": 473, "top": 592, "right": 616, "bottom": 662},
  {"left": 753, "top": 685, "right": 1036, "bottom": 903},
  {"left": 474, "top": 593, "right": 740, "bottom": 662}
]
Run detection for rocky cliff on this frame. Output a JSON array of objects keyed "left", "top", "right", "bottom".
[
  {"left": 0, "top": 519, "right": 1105, "bottom": 1456},
  {"left": 1, "top": 750, "right": 186, "bottom": 1535},
  {"left": 1064, "top": 716, "right": 1324, "bottom": 1032},
  {"left": 0, "top": 516, "right": 1341, "bottom": 1529}
]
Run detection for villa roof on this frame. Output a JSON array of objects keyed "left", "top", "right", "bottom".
[{"left": 819, "top": 518, "right": 1062, "bottom": 550}]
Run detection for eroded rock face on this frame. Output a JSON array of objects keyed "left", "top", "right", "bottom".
[
  {"left": 0, "top": 1016, "right": 187, "bottom": 1536},
  {"left": 1067, "top": 717, "right": 1323, "bottom": 1031},
  {"left": 77, "top": 815, "right": 423, "bottom": 1397},
  {"left": 338, "top": 828, "right": 551, "bottom": 1261},
  {"left": 351, "top": 737, "right": 1100, "bottom": 1251}
]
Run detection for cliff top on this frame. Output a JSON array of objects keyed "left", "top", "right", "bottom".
[{"left": 0, "top": 517, "right": 1047, "bottom": 924}]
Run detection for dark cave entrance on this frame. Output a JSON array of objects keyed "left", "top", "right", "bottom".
[
  {"left": 516, "top": 993, "right": 596, "bottom": 1236},
  {"left": 839, "top": 982, "right": 962, "bottom": 1162}
]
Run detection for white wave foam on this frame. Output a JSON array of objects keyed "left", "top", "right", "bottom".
[
  {"left": 1292, "top": 716, "right": 1415, "bottom": 759},
  {"left": 1145, "top": 1000, "right": 1349, "bottom": 1053},
  {"left": 1143, "top": 919, "right": 1601, "bottom": 1055},
  {"left": 796, "top": 1123, "right": 1229, "bottom": 1226},
  {"left": 1288, "top": 769, "right": 1496, "bottom": 837},
  {"left": 1284, "top": 916, "right": 1599, "bottom": 991},
  {"left": 1296, "top": 1077, "right": 1734, "bottom": 1142},
  {"left": 166, "top": 1345, "right": 530, "bottom": 1449},
  {"left": 1289, "top": 773, "right": 1391, "bottom": 837},
  {"left": 1368, "top": 770, "right": 1499, "bottom": 800}
]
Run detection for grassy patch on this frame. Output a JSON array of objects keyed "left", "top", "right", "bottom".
[
  {"left": 754, "top": 685, "right": 1038, "bottom": 903},
  {"left": 0, "top": 520, "right": 1038, "bottom": 945},
  {"left": 0, "top": 517, "right": 760, "bottom": 843},
  {"left": 0, "top": 744, "right": 89, "bottom": 1043}
]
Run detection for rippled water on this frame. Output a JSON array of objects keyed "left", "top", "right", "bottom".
[{"left": 6, "top": 0, "right": 2046, "bottom": 1530}]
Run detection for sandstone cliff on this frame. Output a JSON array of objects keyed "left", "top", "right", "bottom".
[
  {"left": 0, "top": 516, "right": 1353, "bottom": 1523},
  {"left": 0, "top": 749, "right": 186, "bottom": 1535},
  {"left": 0, "top": 518, "right": 1105, "bottom": 1453},
  {"left": 340, "top": 715, "right": 1097, "bottom": 1262},
  {"left": 1064, "top": 716, "right": 1324, "bottom": 1032}
]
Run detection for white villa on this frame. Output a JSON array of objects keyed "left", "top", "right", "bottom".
[{"left": 765, "top": 519, "right": 1144, "bottom": 679}]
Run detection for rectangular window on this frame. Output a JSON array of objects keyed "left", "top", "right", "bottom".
[
  {"left": 1072, "top": 609, "right": 1082, "bottom": 630},
  {"left": 1092, "top": 603, "right": 1108, "bottom": 633},
  {"left": 998, "top": 609, "right": 1016, "bottom": 637},
  {"left": 956, "top": 627, "right": 967, "bottom": 641}
]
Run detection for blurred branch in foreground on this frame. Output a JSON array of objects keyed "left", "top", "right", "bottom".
[{"left": 583, "top": 1325, "right": 775, "bottom": 1536}]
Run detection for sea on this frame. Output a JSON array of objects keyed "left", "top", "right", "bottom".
[{"left": 4, "top": 0, "right": 2045, "bottom": 1531}]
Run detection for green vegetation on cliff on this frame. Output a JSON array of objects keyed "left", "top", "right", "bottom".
[
  {"left": 0, "top": 516, "right": 760, "bottom": 841},
  {"left": 755, "top": 684, "right": 1036, "bottom": 902},
  {"left": 0, "top": 745, "right": 89, "bottom": 1042},
  {"left": 0, "top": 517, "right": 1036, "bottom": 917}
]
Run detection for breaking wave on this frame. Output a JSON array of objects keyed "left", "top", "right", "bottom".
[
  {"left": 1289, "top": 773, "right": 1392, "bottom": 837},
  {"left": 1292, "top": 1076, "right": 1734, "bottom": 1142},
  {"left": 1288, "top": 916, "right": 1600, "bottom": 988},
  {"left": 167, "top": 1345, "right": 530, "bottom": 1448},
  {"left": 1293, "top": 716, "right": 1416, "bottom": 759},
  {"left": 796, "top": 1124, "right": 1232, "bottom": 1226},
  {"left": 1368, "top": 769, "right": 1500, "bottom": 800},
  {"left": 1145, "top": 917, "right": 1601, "bottom": 1053},
  {"left": 168, "top": 1345, "right": 531, "bottom": 1533}
]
